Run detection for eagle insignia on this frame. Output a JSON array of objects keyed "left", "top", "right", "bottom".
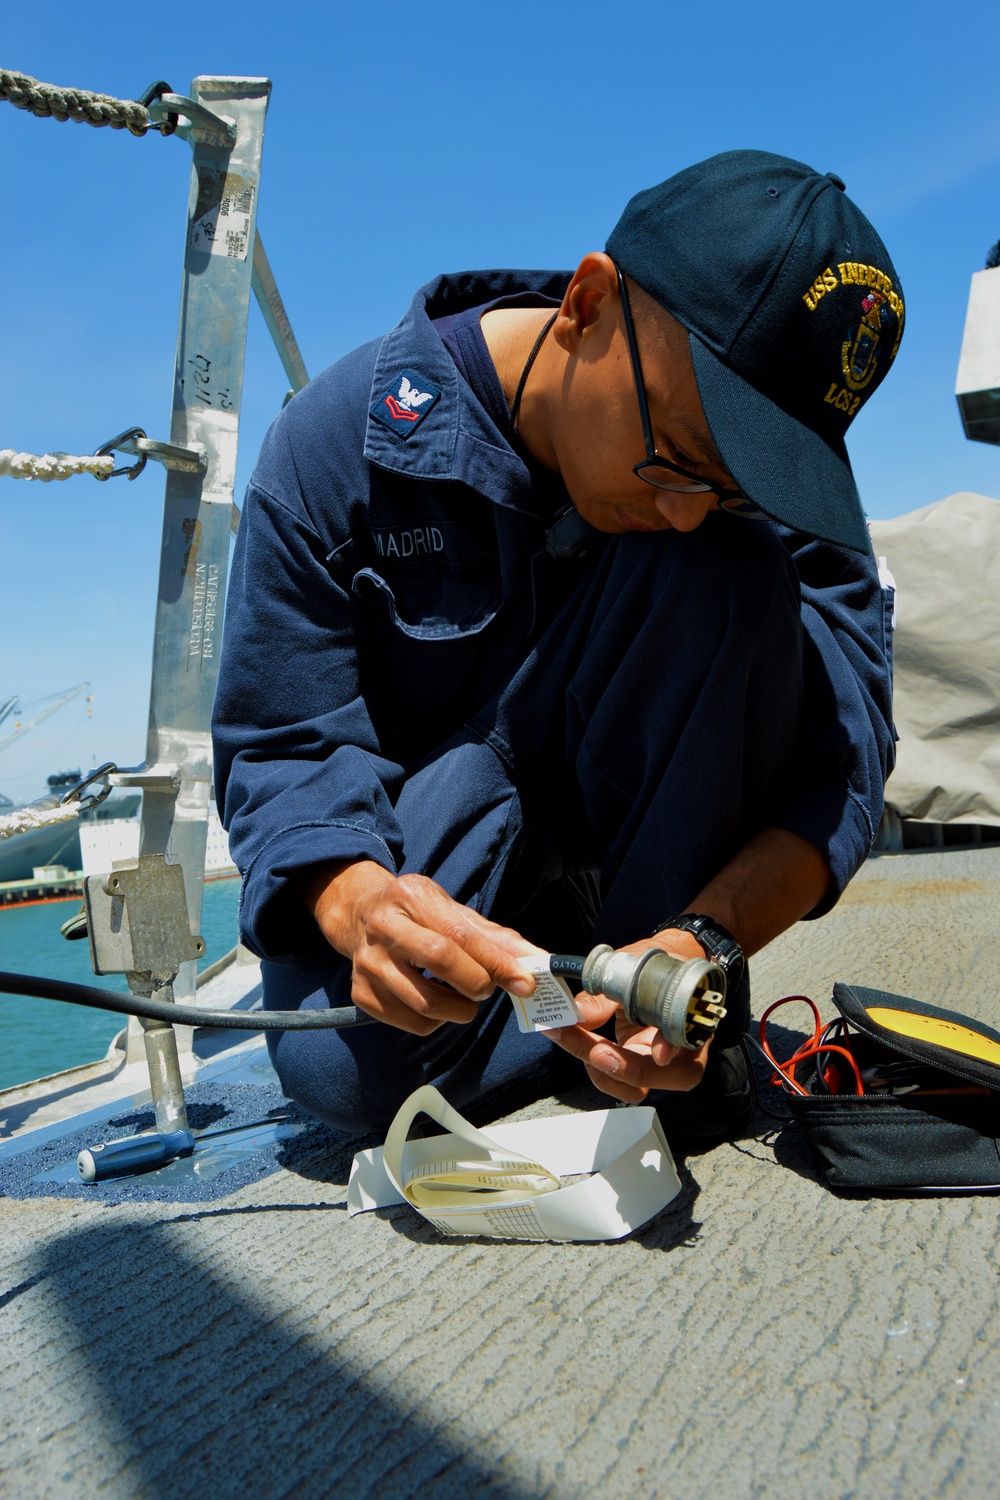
[{"left": 371, "top": 369, "right": 442, "bottom": 439}]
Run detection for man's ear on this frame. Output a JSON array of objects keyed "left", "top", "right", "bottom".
[{"left": 554, "top": 252, "right": 618, "bottom": 355}]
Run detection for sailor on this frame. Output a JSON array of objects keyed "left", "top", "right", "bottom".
[{"left": 213, "top": 151, "right": 903, "bottom": 1140}]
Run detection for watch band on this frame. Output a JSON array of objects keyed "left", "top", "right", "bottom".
[{"left": 651, "top": 912, "right": 745, "bottom": 989}]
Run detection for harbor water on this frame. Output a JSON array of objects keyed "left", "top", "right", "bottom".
[{"left": 0, "top": 877, "right": 242, "bottom": 1091}]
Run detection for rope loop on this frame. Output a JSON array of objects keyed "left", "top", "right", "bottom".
[{"left": 0, "top": 68, "right": 153, "bottom": 136}]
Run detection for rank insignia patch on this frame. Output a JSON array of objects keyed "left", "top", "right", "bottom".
[{"left": 370, "top": 370, "right": 442, "bottom": 439}]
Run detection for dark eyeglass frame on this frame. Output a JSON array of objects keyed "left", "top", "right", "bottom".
[{"left": 614, "top": 264, "right": 763, "bottom": 518}]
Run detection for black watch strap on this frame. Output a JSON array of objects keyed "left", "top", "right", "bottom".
[{"left": 651, "top": 913, "right": 745, "bottom": 989}]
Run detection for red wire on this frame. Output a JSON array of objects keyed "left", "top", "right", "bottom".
[
  {"left": 759, "top": 996, "right": 821, "bottom": 1095},
  {"left": 758, "top": 995, "right": 865, "bottom": 1097},
  {"left": 783, "top": 1042, "right": 865, "bottom": 1096}
]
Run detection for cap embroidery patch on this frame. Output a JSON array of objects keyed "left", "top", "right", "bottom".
[
  {"left": 801, "top": 259, "right": 905, "bottom": 422},
  {"left": 842, "top": 291, "right": 889, "bottom": 392},
  {"left": 370, "top": 370, "right": 442, "bottom": 439}
]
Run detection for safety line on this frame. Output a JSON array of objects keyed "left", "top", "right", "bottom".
[
  {"left": 0, "top": 69, "right": 150, "bottom": 134},
  {"left": 0, "top": 450, "right": 115, "bottom": 481}
]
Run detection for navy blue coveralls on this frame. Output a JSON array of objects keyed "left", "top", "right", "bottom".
[{"left": 212, "top": 270, "right": 895, "bottom": 1134}]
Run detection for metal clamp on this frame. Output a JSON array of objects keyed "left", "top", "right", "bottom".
[
  {"left": 59, "top": 762, "right": 117, "bottom": 814},
  {"left": 93, "top": 430, "right": 207, "bottom": 480},
  {"left": 146, "top": 92, "right": 237, "bottom": 149}
]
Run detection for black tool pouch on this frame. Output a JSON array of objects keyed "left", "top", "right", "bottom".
[{"left": 782, "top": 984, "right": 1000, "bottom": 1193}]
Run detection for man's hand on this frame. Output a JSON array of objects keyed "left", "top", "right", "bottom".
[
  {"left": 548, "top": 826, "right": 831, "bottom": 1103},
  {"left": 547, "top": 928, "right": 711, "bottom": 1103},
  {"left": 302, "top": 860, "right": 538, "bottom": 1035}
]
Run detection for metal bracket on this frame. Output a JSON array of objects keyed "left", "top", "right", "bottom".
[
  {"left": 83, "top": 852, "right": 206, "bottom": 1133},
  {"left": 94, "top": 429, "right": 207, "bottom": 482},
  {"left": 117, "top": 436, "right": 207, "bottom": 475},
  {"left": 108, "top": 763, "right": 182, "bottom": 793},
  {"left": 146, "top": 93, "right": 237, "bottom": 150},
  {"left": 84, "top": 854, "right": 205, "bottom": 983}
]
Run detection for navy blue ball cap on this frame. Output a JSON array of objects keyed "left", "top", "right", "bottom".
[{"left": 606, "top": 150, "right": 905, "bottom": 554}]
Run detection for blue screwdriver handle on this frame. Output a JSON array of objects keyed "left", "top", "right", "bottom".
[{"left": 77, "top": 1129, "right": 195, "bottom": 1182}]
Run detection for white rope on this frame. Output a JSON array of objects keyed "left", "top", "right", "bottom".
[
  {"left": 0, "top": 69, "right": 150, "bottom": 135},
  {"left": 0, "top": 449, "right": 114, "bottom": 481},
  {"left": 0, "top": 798, "right": 79, "bottom": 842}
]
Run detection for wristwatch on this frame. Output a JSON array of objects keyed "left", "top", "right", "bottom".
[{"left": 651, "top": 913, "right": 745, "bottom": 991}]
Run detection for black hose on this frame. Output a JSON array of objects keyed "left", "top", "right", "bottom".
[{"left": 0, "top": 970, "right": 374, "bottom": 1030}]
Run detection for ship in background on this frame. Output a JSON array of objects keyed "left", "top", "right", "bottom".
[
  {"left": 0, "top": 687, "right": 112, "bottom": 882},
  {"left": 0, "top": 773, "right": 235, "bottom": 887},
  {"left": 0, "top": 683, "right": 238, "bottom": 888},
  {"left": 76, "top": 797, "right": 236, "bottom": 882},
  {"left": 0, "top": 773, "right": 140, "bottom": 884}
]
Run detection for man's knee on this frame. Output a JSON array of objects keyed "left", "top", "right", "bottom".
[
  {"left": 265, "top": 1024, "right": 426, "bottom": 1136},
  {"left": 262, "top": 959, "right": 428, "bottom": 1135}
]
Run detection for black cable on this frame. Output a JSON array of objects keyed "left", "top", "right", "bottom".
[
  {"left": 813, "top": 1016, "right": 846, "bottom": 1096},
  {"left": 0, "top": 971, "right": 374, "bottom": 1030},
  {"left": 548, "top": 953, "right": 585, "bottom": 979},
  {"left": 740, "top": 1034, "right": 794, "bottom": 1123}
]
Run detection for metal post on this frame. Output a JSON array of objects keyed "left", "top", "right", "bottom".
[
  {"left": 116, "top": 77, "right": 271, "bottom": 1002},
  {"left": 140, "top": 986, "right": 190, "bottom": 1133}
]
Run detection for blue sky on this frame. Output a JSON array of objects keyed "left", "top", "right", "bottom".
[{"left": 2, "top": 0, "right": 999, "bottom": 795}]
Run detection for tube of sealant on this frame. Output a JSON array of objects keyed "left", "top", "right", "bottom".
[{"left": 77, "top": 1129, "right": 195, "bottom": 1183}]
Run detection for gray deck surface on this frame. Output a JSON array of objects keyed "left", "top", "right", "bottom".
[{"left": 2, "top": 846, "right": 1000, "bottom": 1499}]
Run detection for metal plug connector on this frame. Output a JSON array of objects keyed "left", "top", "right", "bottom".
[{"left": 580, "top": 944, "right": 727, "bottom": 1051}]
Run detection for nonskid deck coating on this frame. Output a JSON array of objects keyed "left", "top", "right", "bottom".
[{"left": 2, "top": 846, "right": 999, "bottom": 1499}]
